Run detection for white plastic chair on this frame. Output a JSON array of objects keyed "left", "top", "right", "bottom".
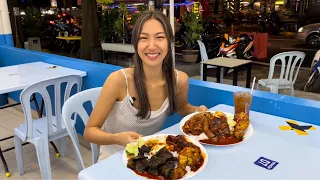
[
  {"left": 197, "top": 40, "right": 224, "bottom": 82},
  {"left": 14, "top": 75, "right": 82, "bottom": 180},
  {"left": 62, "top": 87, "right": 101, "bottom": 170},
  {"left": 257, "top": 51, "right": 305, "bottom": 96}
]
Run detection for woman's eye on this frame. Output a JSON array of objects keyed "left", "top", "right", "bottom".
[
  {"left": 157, "top": 36, "right": 165, "bottom": 39},
  {"left": 139, "top": 37, "right": 147, "bottom": 40}
]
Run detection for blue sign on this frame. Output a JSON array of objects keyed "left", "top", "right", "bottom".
[{"left": 254, "top": 157, "right": 279, "bottom": 170}]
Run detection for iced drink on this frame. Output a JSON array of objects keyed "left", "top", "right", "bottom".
[{"left": 234, "top": 91, "right": 252, "bottom": 116}]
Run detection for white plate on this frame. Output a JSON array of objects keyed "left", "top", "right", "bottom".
[
  {"left": 179, "top": 111, "right": 254, "bottom": 146},
  {"left": 122, "top": 134, "right": 208, "bottom": 180}
]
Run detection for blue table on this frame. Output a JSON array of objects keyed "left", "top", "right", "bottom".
[{"left": 78, "top": 104, "right": 320, "bottom": 180}]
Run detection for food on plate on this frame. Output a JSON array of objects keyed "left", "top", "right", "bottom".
[
  {"left": 125, "top": 137, "right": 145, "bottom": 156},
  {"left": 233, "top": 112, "right": 250, "bottom": 138},
  {"left": 182, "top": 111, "right": 249, "bottom": 145},
  {"left": 125, "top": 135, "right": 205, "bottom": 180},
  {"left": 181, "top": 113, "right": 204, "bottom": 136}
]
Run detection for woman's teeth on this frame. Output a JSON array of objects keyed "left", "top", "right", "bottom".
[{"left": 146, "top": 53, "right": 160, "bottom": 57}]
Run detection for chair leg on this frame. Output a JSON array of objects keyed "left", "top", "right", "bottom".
[
  {"left": 14, "top": 135, "right": 24, "bottom": 176},
  {"left": 72, "top": 141, "right": 85, "bottom": 171},
  {"left": 220, "top": 68, "right": 224, "bottom": 83},
  {"left": 91, "top": 144, "right": 99, "bottom": 165},
  {"left": 35, "top": 138, "right": 52, "bottom": 180},
  {"left": 271, "top": 86, "right": 279, "bottom": 94},
  {"left": 57, "top": 137, "right": 67, "bottom": 158},
  {"left": 70, "top": 127, "right": 85, "bottom": 170},
  {"left": 291, "top": 86, "right": 294, "bottom": 96},
  {"left": 257, "top": 83, "right": 260, "bottom": 90},
  {"left": 0, "top": 146, "right": 10, "bottom": 177}
]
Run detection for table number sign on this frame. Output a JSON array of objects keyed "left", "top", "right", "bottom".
[{"left": 254, "top": 157, "right": 279, "bottom": 170}]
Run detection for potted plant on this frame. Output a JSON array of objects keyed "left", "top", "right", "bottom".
[
  {"left": 98, "top": 8, "right": 120, "bottom": 43},
  {"left": 114, "top": 2, "right": 129, "bottom": 44},
  {"left": 22, "top": 6, "right": 43, "bottom": 51},
  {"left": 182, "top": 12, "right": 203, "bottom": 63}
]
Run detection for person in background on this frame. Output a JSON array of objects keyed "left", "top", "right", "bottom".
[{"left": 84, "top": 11, "right": 208, "bottom": 161}]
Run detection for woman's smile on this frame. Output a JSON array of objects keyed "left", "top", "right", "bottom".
[{"left": 145, "top": 53, "right": 160, "bottom": 60}]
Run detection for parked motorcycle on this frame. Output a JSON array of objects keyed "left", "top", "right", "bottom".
[
  {"left": 201, "top": 20, "right": 225, "bottom": 58},
  {"left": 258, "top": 11, "right": 283, "bottom": 35},
  {"left": 217, "top": 34, "right": 239, "bottom": 58},
  {"left": 205, "top": 33, "right": 254, "bottom": 60},
  {"left": 236, "top": 34, "right": 254, "bottom": 59}
]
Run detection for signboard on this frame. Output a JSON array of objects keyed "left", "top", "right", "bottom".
[
  {"left": 51, "top": 0, "right": 57, "bottom": 8},
  {"left": 193, "top": 2, "right": 200, "bottom": 13}
]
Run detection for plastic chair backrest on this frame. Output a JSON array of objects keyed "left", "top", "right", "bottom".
[
  {"left": 20, "top": 75, "right": 82, "bottom": 141},
  {"left": 266, "top": 51, "right": 305, "bottom": 86},
  {"left": 197, "top": 40, "right": 209, "bottom": 62},
  {"left": 62, "top": 87, "right": 102, "bottom": 169}
]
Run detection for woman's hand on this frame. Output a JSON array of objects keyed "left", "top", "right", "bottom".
[
  {"left": 195, "top": 105, "right": 208, "bottom": 112},
  {"left": 114, "top": 131, "right": 142, "bottom": 146}
]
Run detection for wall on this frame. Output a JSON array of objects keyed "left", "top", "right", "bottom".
[
  {"left": 0, "top": 0, "right": 13, "bottom": 105},
  {"left": 0, "top": 46, "right": 319, "bottom": 136}
]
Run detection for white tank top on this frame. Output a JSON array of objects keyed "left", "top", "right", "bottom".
[{"left": 98, "top": 69, "right": 179, "bottom": 161}]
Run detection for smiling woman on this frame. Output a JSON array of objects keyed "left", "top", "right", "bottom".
[{"left": 83, "top": 11, "right": 208, "bottom": 161}]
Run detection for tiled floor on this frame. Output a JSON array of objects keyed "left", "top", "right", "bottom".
[{"left": 0, "top": 107, "right": 91, "bottom": 179}]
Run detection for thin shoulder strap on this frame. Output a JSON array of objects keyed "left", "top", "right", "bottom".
[
  {"left": 175, "top": 69, "right": 179, "bottom": 85},
  {"left": 120, "top": 69, "right": 129, "bottom": 94}
]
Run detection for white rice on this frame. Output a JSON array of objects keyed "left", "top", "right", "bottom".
[
  {"left": 171, "top": 151, "right": 179, "bottom": 158},
  {"left": 184, "top": 166, "right": 196, "bottom": 178},
  {"left": 188, "top": 133, "right": 208, "bottom": 141}
]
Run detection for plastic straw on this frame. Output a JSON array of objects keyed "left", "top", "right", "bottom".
[{"left": 251, "top": 77, "right": 256, "bottom": 95}]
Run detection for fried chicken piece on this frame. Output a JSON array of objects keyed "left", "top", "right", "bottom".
[
  {"left": 233, "top": 112, "right": 250, "bottom": 139},
  {"left": 171, "top": 166, "right": 187, "bottom": 180},
  {"left": 178, "top": 147, "right": 202, "bottom": 171},
  {"left": 182, "top": 113, "right": 204, "bottom": 135}
]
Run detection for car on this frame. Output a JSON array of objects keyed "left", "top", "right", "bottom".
[{"left": 298, "top": 23, "right": 320, "bottom": 47}]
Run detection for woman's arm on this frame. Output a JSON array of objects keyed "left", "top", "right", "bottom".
[
  {"left": 176, "top": 71, "right": 208, "bottom": 117},
  {"left": 84, "top": 70, "right": 141, "bottom": 146}
]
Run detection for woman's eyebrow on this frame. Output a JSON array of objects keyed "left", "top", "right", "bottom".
[
  {"left": 140, "top": 32, "right": 165, "bottom": 35},
  {"left": 155, "top": 32, "right": 165, "bottom": 35}
]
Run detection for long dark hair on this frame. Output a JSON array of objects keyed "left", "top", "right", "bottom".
[{"left": 131, "top": 11, "right": 176, "bottom": 119}]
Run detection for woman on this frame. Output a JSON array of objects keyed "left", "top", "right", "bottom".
[{"left": 84, "top": 11, "right": 207, "bottom": 161}]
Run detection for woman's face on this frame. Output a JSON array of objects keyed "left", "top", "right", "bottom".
[{"left": 137, "top": 18, "right": 169, "bottom": 68}]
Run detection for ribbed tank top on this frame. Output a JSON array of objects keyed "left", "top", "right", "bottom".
[{"left": 98, "top": 69, "right": 179, "bottom": 161}]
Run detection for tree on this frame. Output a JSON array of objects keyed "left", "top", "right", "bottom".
[
  {"left": 8, "top": 0, "right": 24, "bottom": 48},
  {"left": 80, "top": 0, "right": 100, "bottom": 60}
]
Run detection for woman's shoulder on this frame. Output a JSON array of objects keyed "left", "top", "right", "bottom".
[
  {"left": 103, "top": 68, "right": 133, "bottom": 88},
  {"left": 175, "top": 69, "right": 189, "bottom": 90},
  {"left": 175, "top": 69, "right": 189, "bottom": 82}
]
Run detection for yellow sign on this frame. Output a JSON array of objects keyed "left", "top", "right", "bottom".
[
  {"left": 279, "top": 120, "right": 316, "bottom": 135},
  {"left": 193, "top": 2, "right": 200, "bottom": 19},
  {"left": 193, "top": 2, "right": 200, "bottom": 13}
]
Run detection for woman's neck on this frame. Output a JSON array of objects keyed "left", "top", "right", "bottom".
[{"left": 143, "top": 65, "right": 163, "bottom": 84}]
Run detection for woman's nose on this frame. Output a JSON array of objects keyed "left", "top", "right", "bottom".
[{"left": 147, "top": 39, "right": 156, "bottom": 50}]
